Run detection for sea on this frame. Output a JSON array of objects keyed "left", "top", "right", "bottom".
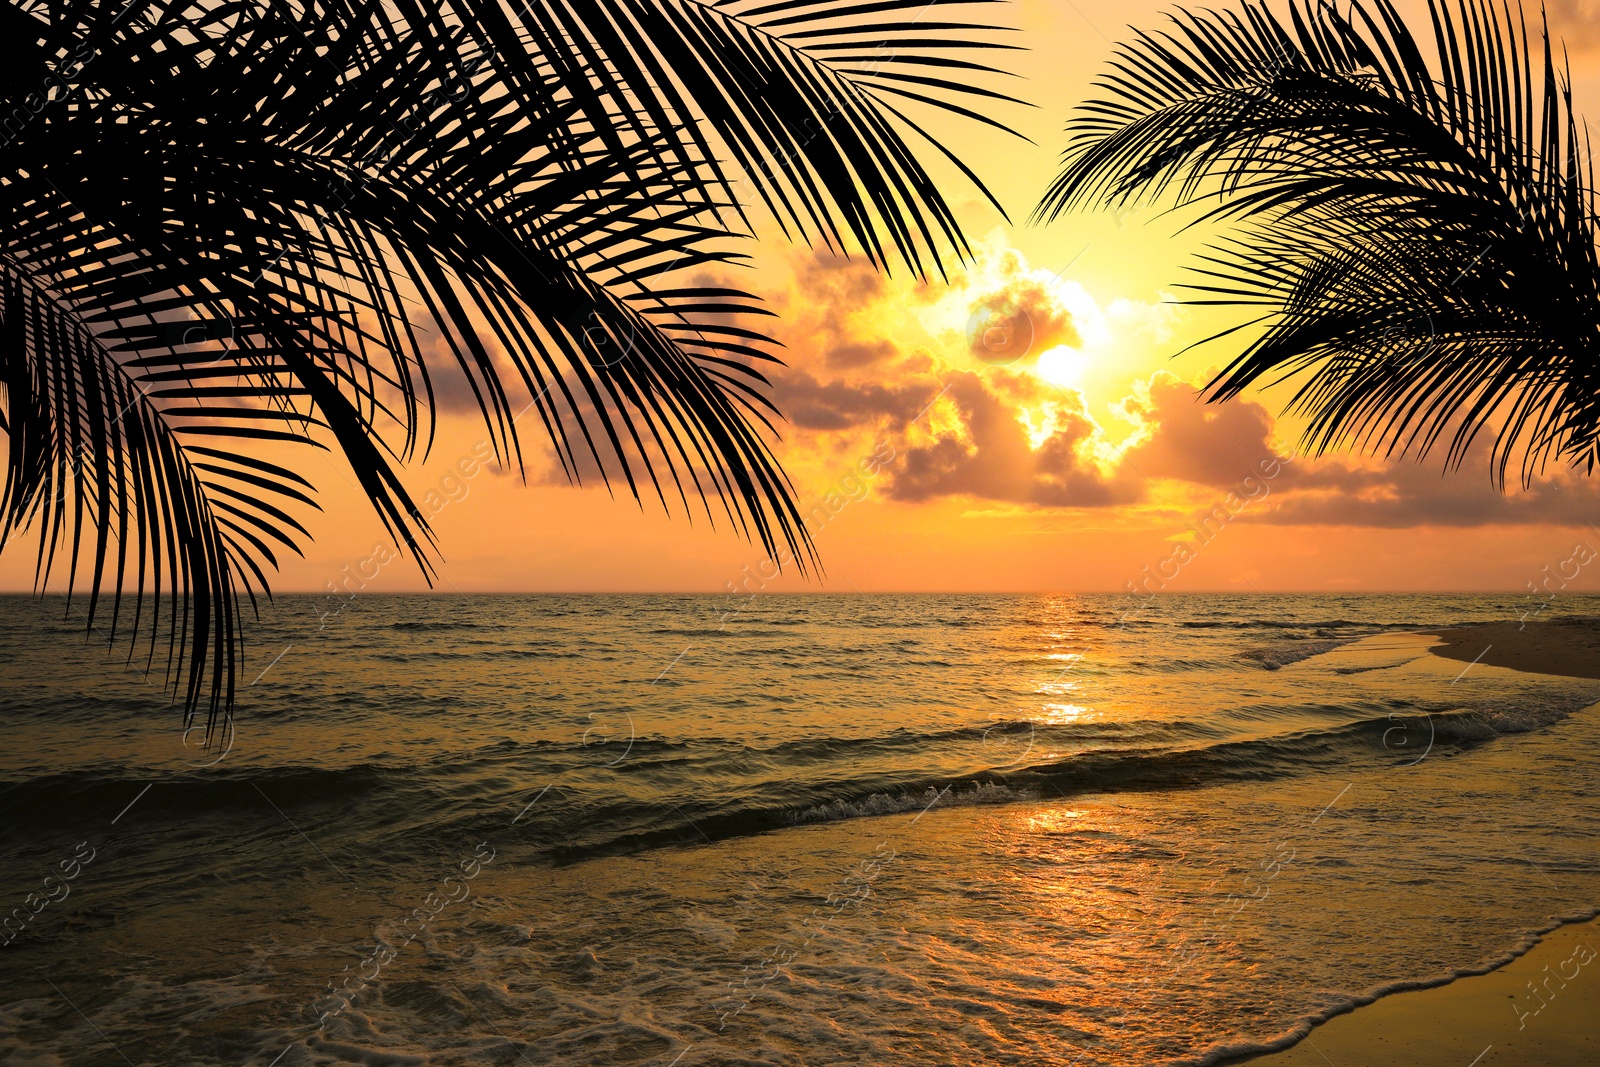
[{"left": 2, "top": 592, "right": 1599, "bottom": 1067}]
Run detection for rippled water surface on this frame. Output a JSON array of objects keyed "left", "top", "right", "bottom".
[{"left": 2, "top": 593, "right": 1599, "bottom": 1066}]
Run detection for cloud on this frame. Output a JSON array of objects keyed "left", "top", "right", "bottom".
[
  {"left": 770, "top": 366, "right": 934, "bottom": 431},
  {"left": 1548, "top": 0, "right": 1600, "bottom": 54},
  {"left": 745, "top": 238, "right": 1600, "bottom": 530},
  {"left": 414, "top": 330, "right": 513, "bottom": 418},
  {"left": 788, "top": 249, "right": 888, "bottom": 310},
  {"left": 773, "top": 249, "right": 921, "bottom": 372},
  {"left": 1254, "top": 444, "right": 1600, "bottom": 528},
  {"left": 826, "top": 340, "right": 898, "bottom": 370},
  {"left": 785, "top": 349, "right": 1600, "bottom": 527},
  {"left": 1109, "top": 373, "right": 1600, "bottom": 529},
  {"left": 965, "top": 275, "right": 1083, "bottom": 366},
  {"left": 885, "top": 372, "right": 1141, "bottom": 508},
  {"left": 1121, "top": 373, "right": 1283, "bottom": 487}
]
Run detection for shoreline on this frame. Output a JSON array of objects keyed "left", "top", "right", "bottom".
[
  {"left": 1226, "top": 629, "right": 1600, "bottom": 1066},
  {"left": 1425, "top": 617, "right": 1600, "bottom": 679},
  {"left": 1228, "top": 915, "right": 1600, "bottom": 1066}
]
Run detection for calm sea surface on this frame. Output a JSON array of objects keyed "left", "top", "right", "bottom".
[{"left": 2, "top": 593, "right": 1599, "bottom": 1066}]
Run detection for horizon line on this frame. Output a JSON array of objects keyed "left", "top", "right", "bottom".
[{"left": 1, "top": 589, "right": 1587, "bottom": 597}]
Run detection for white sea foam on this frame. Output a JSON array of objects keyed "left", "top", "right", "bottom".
[{"left": 787, "top": 781, "right": 1026, "bottom": 825}]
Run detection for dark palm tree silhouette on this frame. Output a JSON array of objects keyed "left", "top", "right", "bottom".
[
  {"left": 1037, "top": 0, "right": 1599, "bottom": 486},
  {"left": 0, "top": 0, "right": 1023, "bottom": 734}
]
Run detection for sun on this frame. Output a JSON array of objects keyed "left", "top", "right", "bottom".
[{"left": 1034, "top": 344, "right": 1092, "bottom": 389}]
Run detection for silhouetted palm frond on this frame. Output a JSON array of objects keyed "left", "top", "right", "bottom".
[
  {"left": 1038, "top": 0, "right": 1600, "bottom": 485},
  {"left": 1, "top": 0, "right": 1022, "bottom": 735}
]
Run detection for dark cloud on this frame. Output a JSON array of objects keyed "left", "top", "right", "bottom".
[
  {"left": 1122, "top": 374, "right": 1281, "bottom": 487},
  {"left": 966, "top": 276, "right": 1081, "bottom": 367},
  {"left": 770, "top": 368, "right": 932, "bottom": 431},
  {"left": 827, "top": 340, "right": 897, "bottom": 370},
  {"left": 411, "top": 329, "right": 508, "bottom": 417},
  {"left": 886, "top": 373, "right": 1141, "bottom": 508},
  {"left": 897, "top": 369, "right": 1600, "bottom": 524},
  {"left": 1112, "top": 372, "right": 1600, "bottom": 528},
  {"left": 1255, "top": 444, "right": 1600, "bottom": 528},
  {"left": 789, "top": 250, "right": 887, "bottom": 311},
  {"left": 421, "top": 362, "right": 504, "bottom": 418}
]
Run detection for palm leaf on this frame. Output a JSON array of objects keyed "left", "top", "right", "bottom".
[
  {"left": 1037, "top": 0, "right": 1600, "bottom": 484},
  {"left": 1, "top": 0, "right": 1023, "bottom": 735}
]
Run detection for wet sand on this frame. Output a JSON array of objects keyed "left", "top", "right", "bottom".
[
  {"left": 1250, "top": 621, "right": 1600, "bottom": 1067},
  {"left": 1245, "top": 919, "right": 1599, "bottom": 1066},
  {"left": 1426, "top": 618, "right": 1600, "bottom": 679}
]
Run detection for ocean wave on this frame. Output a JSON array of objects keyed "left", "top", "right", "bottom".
[
  {"left": 1008, "top": 698, "right": 1589, "bottom": 794},
  {"left": 1124, "top": 657, "right": 1234, "bottom": 673},
  {"left": 1239, "top": 639, "right": 1353, "bottom": 670},
  {"left": 1179, "top": 619, "right": 1414, "bottom": 631},
  {"left": 788, "top": 781, "right": 1026, "bottom": 825},
  {"left": 5, "top": 697, "right": 1591, "bottom": 864},
  {"left": 530, "top": 700, "right": 1596, "bottom": 861},
  {"left": 372, "top": 647, "right": 584, "bottom": 661},
  {"left": 386, "top": 620, "right": 503, "bottom": 631},
  {"left": 1432, "top": 704, "right": 1570, "bottom": 739}
]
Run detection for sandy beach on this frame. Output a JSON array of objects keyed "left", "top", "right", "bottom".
[
  {"left": 1426, "top": 618, "right": 1600, "bottom": 679},
  {"left": 1245, "top": 918, "right": 1599, "bottom": 1066},
  {"left": 1245, "top": 624, "right": 1600, "bottom": 1066}
]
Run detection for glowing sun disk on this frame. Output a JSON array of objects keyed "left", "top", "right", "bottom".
[{"left": 1035, "top": 345, "right": 1091, "bottom": 388}]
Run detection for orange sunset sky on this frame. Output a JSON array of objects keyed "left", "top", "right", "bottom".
[{"left": 8, "top": 0, "right": 1600, "bottom": 596}]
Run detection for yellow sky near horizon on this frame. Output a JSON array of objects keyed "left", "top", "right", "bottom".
[{"left": 7, "top": 0, "right": 1600, "bottom": 598}]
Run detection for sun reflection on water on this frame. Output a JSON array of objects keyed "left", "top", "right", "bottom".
[{"left": 1040, "top": 703, "right": 1091, "bottom": 724}]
